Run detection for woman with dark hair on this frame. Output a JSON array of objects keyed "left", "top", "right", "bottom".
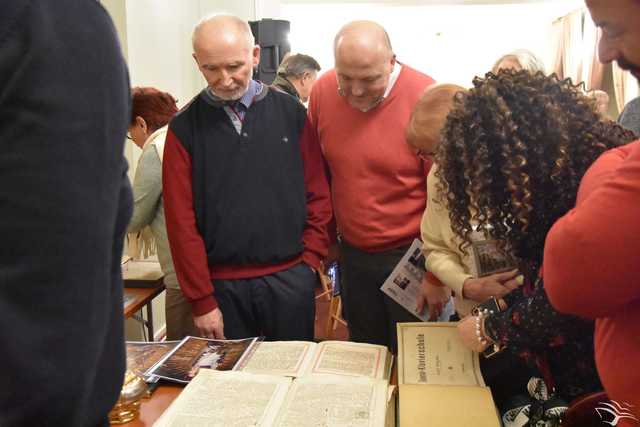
[
  {"left": 433, "top": 70, "right": 636, "bottom": 403},
  {"left": 126, "top": 87, "right": 194, "bottom": 340}
]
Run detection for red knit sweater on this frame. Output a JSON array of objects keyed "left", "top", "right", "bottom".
[
  {"left": 545, "top": 140, "right": 640, "bottom": 422},
  {"left": 307, "top": 64, "right": 435, "bottom": 251}
]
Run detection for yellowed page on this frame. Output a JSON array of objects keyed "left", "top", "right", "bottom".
[
  {"left": 238, "top": 341, "right": 317, "bottom": 377},
  {"left": 305, "top": 341, "right": 390, "bottom": 380},
  {"left": 399, "top": 384, "right": 500, "bottom": 427},
  {"left": 153, "top": 370, "right": 291, "bottom": 427},
  {"left": 274, "top": 375, "right": 388, "bottom": 427},
  {"left": 397, "top": 322, "right": 484, "bottom": 386}
]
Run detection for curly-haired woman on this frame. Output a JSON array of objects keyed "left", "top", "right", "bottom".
[{"left": 434, "top": 70, "right": 635, "bottom": 402}]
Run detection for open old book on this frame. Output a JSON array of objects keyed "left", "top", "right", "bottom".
[
  {"left": 397, "top": 322, "right": 500, "bottom": 427},
  {"left": 154, "top": 370, "right": 390, "bottom": 427},
  {"left": 153, "top": 340, "right": 395, "bottom": 427},
  {"left": 144, "top": 337, "right": 393, "bottom": 384},
  {"left": 237, "top": 340, "right": 393, "bottom": 380}
]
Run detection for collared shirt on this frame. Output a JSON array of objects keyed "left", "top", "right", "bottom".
[
  {"left": 206, "top": 80, "right": 263, "bottom": 134},
  {"left": 383, "top": 63, "right": 402, "bottom": 99}
]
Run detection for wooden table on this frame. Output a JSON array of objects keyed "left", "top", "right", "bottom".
[
  {"left": 123, "top": 286, "right": 165, "bottom": 341},
  {"left": 122, "top": 384, "right": 183, "bottom": 427},
  {"left": 123, "top": 260, "right": 165, "bottom": 341}
]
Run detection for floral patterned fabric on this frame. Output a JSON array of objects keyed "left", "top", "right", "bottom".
[{"left": 484, "top": 277, "right": 602, "bottom": 401}]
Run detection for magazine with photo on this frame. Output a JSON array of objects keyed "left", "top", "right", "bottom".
[
  {"left": 146, "top": 336, "right": 260, "bottom": 384},
  {"left": 380, "top": 239, "right": 455, "bottom": 322},
  {"left": 126, "top": 341, "right": 181, "bottom": 383}
]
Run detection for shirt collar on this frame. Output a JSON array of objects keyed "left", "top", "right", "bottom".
[
  {"left": 204, "top": 79, "right": 262, "bottom": 109},
  {"left": 237, "top": 79, "right": 261, "bottom": 109},
  {"left": 383, "top": 63, "right": 401, "bottom": 99}
]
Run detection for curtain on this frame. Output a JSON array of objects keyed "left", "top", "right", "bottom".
[
  {"left": 561, "top": 9, "right": 585, "bottom": 85},
  {"left": 581, "top": 20, "right": 604, "bottom": 90},
  {"left": 550, "top": 17, "right": 565, "bottom": 78}
]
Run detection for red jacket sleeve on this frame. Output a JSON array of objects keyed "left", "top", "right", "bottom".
[
  {"left": 163, "top": 128, "right": 218, "bottom": 316},
  {"left": 299, "top": 118, "right": 332, "bottom": 270},
  {"left": 544, "top": 140, "right": 640, "bottom": 318}
]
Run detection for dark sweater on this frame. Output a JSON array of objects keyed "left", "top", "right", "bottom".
[
  {"left": 0, "top": 1, "right": 132, "bottom": 426},
  {"left": 164, "top": 87, "right": 332, "bottom": 315}
]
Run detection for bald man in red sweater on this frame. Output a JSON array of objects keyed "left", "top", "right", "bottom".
[
  {"left": 544, "top": 1, "right": 640, "bottom": 423},
  {"left": 307, "top": 21, "right": 435, "bottom": 352}
]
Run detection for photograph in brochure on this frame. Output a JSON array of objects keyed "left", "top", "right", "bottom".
[
  {"left": 126, "top": 341, "right": 180, "bottom": 382},
  {"left": 380, "top": 239, "right": 455, "bottom": 321},
  {"left": 147, "top": 336, "right": 259, "bottom": 383}
]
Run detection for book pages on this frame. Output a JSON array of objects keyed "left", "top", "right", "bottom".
[
  {"left": 153, "top": 370, "right": 292, "bottom": 427},
  {"left": 306, "top": 341, "right": 390, "bottom": 380},
  {"left": 397, "top": 322, "right": 484, "bottom": 386},
  {"left": 273, "top": 375, "right": 388, "bottom": 427},
  {"left": 238, "top": 341, "right": 318, "bottom": 377}
]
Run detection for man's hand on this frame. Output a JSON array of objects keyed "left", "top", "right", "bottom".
[
  {"left": 416, "top": 276, "right": 452, "bottom": 321},
  {"left": 194, "top": 308, "right": 225, "bottom": 339},
  {"left": 462, "top": 269, "right": 521, "bottom": 302}
]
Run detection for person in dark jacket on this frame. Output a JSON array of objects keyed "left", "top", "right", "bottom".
[
  {"left": 0, "top": 1, "right": 132, "bottom": 426},
  {"left": 272, "top": 53, "right": 321, "bottom": 103}
]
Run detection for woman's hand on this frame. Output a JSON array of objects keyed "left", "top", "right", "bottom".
[
  {"left": 416, "top": 275, "right": 452, "bottom": 320},
  {"left": 457, "top": 314, "right": 491, "bottom": 353},
  {"left": 462, "top": 269, "right": 522, "bottom": 302}
]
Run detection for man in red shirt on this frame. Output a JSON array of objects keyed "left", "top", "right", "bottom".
[
  {"left": 544, "top": 0, "right": 640, "bottom": 422},
  {"left": 307, "top": 21, "right": 435, "bottom": 351}
]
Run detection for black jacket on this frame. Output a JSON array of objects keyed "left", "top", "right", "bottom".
[{"left": 0, "top": 1, "right": 132, "bottom": 426}]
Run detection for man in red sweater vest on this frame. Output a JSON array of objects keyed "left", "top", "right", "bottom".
[
  {"left": 545, "top": 1, "right": 640, "bottom": 423},
  {"left": 307, "top": 21, "right": 435, "bottom": 351}
]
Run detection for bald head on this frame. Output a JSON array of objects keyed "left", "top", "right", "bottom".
[
  {"left": 333, "top": 21, "right": 396, "bottom": 112},
  {"left": 191, "top": 14, "right": 259, "bottom": 101},
  {"left": 192, "top": 14, "right": 254, "bottom": 52},
  {"left": 334, "top": 21, "right": 392, "bottom": 63}
]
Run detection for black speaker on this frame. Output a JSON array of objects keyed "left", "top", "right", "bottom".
[{"left": 249, "top": 19, "right": 291, "bottom": 85}]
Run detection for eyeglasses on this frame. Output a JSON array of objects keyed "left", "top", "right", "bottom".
[
  {"left": 126, "top": 132, "right": 133, "bottom": 141},
  {"left": 415, "top": 148, "right": 434, "bottom": 162}
]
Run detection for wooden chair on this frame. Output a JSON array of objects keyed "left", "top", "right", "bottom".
[
  {"left": 315, "top": 262, "right": 332, "bottom": 302},
  {"left": 323, "top": 263, "right": 347, "bottom": 339},
  {"left": 325, "top": 294, "right": 347, "bottom": 338}
]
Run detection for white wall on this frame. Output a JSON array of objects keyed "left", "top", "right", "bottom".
[{"left": 283, "top": 1, "right": 584, "bottom": 86}]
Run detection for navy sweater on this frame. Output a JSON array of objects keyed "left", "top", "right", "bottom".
[
  {"left": 164, "top": 87, "right": 332, "bottom": 315},
  {"left": 0, "top": 2, "right": 132, "bottom": 426}
]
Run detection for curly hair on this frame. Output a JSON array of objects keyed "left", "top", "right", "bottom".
[{"left": 435, "top": 70, "right": 636, "bottom": 269}]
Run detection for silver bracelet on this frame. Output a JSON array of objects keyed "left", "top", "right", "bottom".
[{"left": 474, "top": 308, "right": 494, "bottom": 346}]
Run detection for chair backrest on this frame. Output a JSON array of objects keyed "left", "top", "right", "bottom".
[{"left": 563, "top": 391, "right": 610, "bottom": 427}]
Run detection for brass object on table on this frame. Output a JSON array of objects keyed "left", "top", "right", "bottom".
[{"left": 108, "top": 370, "right": 149, "bottom": 424}]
